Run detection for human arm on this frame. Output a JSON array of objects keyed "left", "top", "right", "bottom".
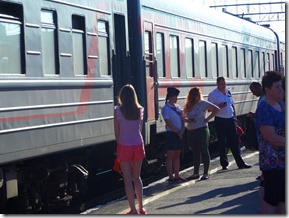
[
  {"left": 231, "top": 104, "right": 237, "bottom": 121},
  {"left": 139, "top": 107, "right": 144, "bottom": 132},
  {"left": 113, "top": 109, "right": 120, "bottom": 142},
  {"left": 183, "top": 111, "right": 196, "bottom": 124},
  {"left": 259, "top": 125, "right": 285, "bottom": 147},
  {"left": 205, "top": 104, "right": 220, "bottom": 123},
  {"left": 164, "top": 119, "right": 181, "bottom": 135},
  {"left": 180, "top": 113, "right": 186, "bottom": 138},
  {"left": 164, "top": 117, "right": 184, "bottom": 139}
]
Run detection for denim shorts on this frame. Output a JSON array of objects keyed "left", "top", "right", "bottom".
[{"left": 166, "top": 131, "right": 183, "bottom": 151}]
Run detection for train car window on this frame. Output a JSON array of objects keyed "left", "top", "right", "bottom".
[
  {"left": 261, "top": 52, "right": 265, "bottom": 76},
  {"left": 144, "top": 31, "right": 153, "bottom": 77},
  {"left": 232, "top": 46, "right": 238, "bottom": 78},
  {"left": 185, "top": 38, "right": 195, "bottom": 78},
  {"left": 199, "top": 40, "right": 207, "bottom": 78},
  {"left": 170, "top": 35, "right": 180, "bottom": 78},
  {"left": 156, "top": 32, "right": 165, "bottom": 78},
  {"left": 266, "top": 53, "right": 270, "bottom": 72},
  {"left": 0, "top": 3, "right": 23, "bottom": 75},
  {"left": 240, "top": 48, "right": 246, "bottom": 78},
  {"left": 72, "top": 15, "right": 86, "bottom": 76},
  {"left": 271, "top": 54, "right": 275, "bottom": 70},
  {"left": 220, "top": 45, "right": 228, "bottom": 78},
  {"left": 254, "top": 51, "right": 260, "bottom": 78},
  {"left": 211, "top": 42, "right": 218, "bottom": 78},
  {"left": 41, "top": 10, "right": 58, "bottom": 75},
  {"left": 185, "top": 38, "right": 195, "bottom": 77},
  {"left": 280, "top": 52, "right": 285, "bottom": 71},
  {"left": 248, "top": 50, "right": 253, "bottom": 78},
  {"left": 98, "top": 21, "right": 110, "bottom": 76}
]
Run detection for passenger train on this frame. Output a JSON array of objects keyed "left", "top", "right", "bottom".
[{"left": 0, "top": 0, "right": 285, "bottom": 213}]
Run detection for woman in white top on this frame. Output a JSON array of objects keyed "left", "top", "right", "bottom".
[
  {"left": 184, "top": 87, "right": 219, "bottom": 180},
  {"left": 161, "top": 87, "right": 186, "bottom": 182}
]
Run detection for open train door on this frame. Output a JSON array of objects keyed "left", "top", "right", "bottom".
[
  {"left": 143, "top": 22, "right": 158, "bottom": 123},
  {"left": 112, "top": 14, "right": 129, "bottom": 101}
]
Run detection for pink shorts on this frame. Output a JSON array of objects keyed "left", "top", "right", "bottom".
[{"left": 117, "top": 143, "right": 145, "bottom": 162}]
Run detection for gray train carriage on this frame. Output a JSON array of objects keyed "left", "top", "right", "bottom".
[
  {"left": 127, "top": 0, "right": 283, "bottom": 163},
  {"left": 0, "top": 0, "right": 130, "bottom": 213}
]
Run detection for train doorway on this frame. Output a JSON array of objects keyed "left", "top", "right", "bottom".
[
  {"left": 112, "top": 14, "right": 129, "bottom": 101},
  {"left": 143, "top": 22, "right": 157, "bottom": 122}
]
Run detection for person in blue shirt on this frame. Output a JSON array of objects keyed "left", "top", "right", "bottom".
[
  {"left": 161, "top": 87, "right": 186, "bottom": 182},
  {"left": 255, "top": 71, "right": 285, "bottom": 214}
]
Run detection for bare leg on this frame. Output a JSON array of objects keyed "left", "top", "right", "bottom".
[
  {"left": 260, "top": 200, "right": 276, "bottom": 214},
  {"left": 276, "top": 202, "right": 286, "bottom": 214},
  {"left": 166, "top": 151, "right": 174, "bottom": 179},
  {"left": 173, "top": 150, "right": 181, "bottom": 178},
  {"left": 120, "top": 161, "right": 137, "bottom": 214},
  {"left": 131, "top": 160, "right": 145, "bottom": 212}
]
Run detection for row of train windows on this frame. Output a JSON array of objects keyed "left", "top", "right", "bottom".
[
  {"left": 152, "top": 32, "right": 275, "bottom": 79},
  {"left": 0, "top": 9, "right": 109, "bottom": 76}
]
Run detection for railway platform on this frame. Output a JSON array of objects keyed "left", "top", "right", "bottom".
[{"left": 83, "top": 148, "right": 262, "bottom": 215}]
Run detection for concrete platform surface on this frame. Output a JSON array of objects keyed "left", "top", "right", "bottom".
[{"left": 83, "top": 149, "right": 262, "bottom": 215}]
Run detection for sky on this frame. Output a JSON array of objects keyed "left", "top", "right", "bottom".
[{"left": 189, "top": 0, "right": 286, "bottom": 41}]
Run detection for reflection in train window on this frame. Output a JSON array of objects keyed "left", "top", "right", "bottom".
[
  {"left": 211, "top": 42, "right": 218, "bottom": 78},
  {"left": 41, "top": 10, "right": 58, "bottom": 75},
  {"left": 72, "top": 15, "right": 86, "bottom": 76},
  {"left": 240, "top": 48, "right": 246, "bottom": 78},
  {"left": 156, "top": 32, "right": 165, "bottom": 78},
  {"left": 0, "top": 6, "right": 22, "bottom": 74},
  {"left": 199, "top": 40, "right": 207, "bottom": 77},
  {"left": 185, "top": 38, "right": 195, "bottom": 78},
  {"left": 232, "top": 46, "right": 238, "bottom": 78},
  {"left": 98, "top": 21, "right": 110, "bottom": 76},
  {"left": 170, "top": 35, "right": 180, "bottom": 78}
]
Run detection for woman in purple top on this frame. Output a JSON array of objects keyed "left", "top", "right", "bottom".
[
  {"left": 255, "top": 71, "right": 285, "bottom": 214},
  {"left": 114, "top": 84, "right": 146, "bottom": 214}
]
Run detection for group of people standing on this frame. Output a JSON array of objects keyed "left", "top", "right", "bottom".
[
  {"left": 162, "top": 76, "right": 252, "bottom": 184},
  {"left": 112, "top": 71, "right": 285, "bottom": 215}
]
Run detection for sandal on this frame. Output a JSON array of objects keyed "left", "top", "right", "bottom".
[
  {"left": 168, "top": 178, "right": 175, "bottom": 182},
  {"left": 139, "top": 208, "right": 147, "bottom": 214},
  {"left": 200, "top": 175, "right": 209, "bottom": 180}
]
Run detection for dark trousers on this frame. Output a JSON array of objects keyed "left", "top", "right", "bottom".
[
  {"left": 215, "top": 116, "right": 245, "bottom": 168},
  {"left": 187, "top": 127, "right": 210, "bottom": 175}
]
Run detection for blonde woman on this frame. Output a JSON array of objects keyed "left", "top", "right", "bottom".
[
  {"left": 114, "top": 84, "right": 147, "bottom": 214},
  {"left": 184, "top": 87, "right": 219, "bottom": 180}
]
